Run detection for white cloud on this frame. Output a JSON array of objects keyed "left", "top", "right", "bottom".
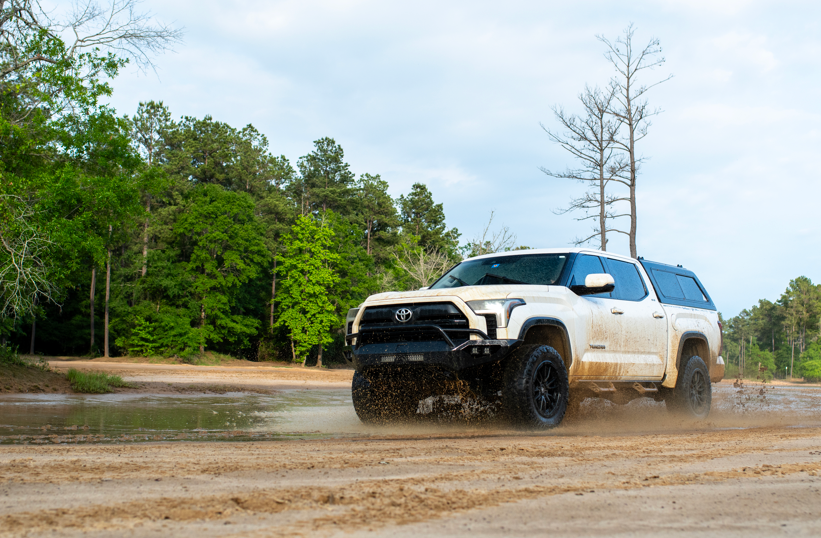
[{"left": 93, "top": 0, "right": 821, "bottom": 315}]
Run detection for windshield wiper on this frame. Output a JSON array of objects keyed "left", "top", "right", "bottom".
[
  {"left": 477, "top": 273, "right": 526, "bottom": 285},
  {"left": 447, "top": 274, "right": 469, "bottom": 286}
]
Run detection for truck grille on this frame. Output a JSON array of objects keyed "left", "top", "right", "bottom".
[{"left": 357, "top": 302, "right": 471, "bottom": 346}]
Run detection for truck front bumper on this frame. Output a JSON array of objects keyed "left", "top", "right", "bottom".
[{"left": 345, "top": 338, "right": 520, "bottom": 372}]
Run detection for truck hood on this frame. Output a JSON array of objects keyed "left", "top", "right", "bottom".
[{"left": 364, "top": 285, "right": 552, "bottom": 305}]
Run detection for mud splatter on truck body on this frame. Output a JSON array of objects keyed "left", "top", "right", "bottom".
[{"left": 345, "top": 248, "right": 722, "bottom": 427}]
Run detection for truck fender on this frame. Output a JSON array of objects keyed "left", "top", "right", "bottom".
[
  {"left": 663, "top": 331, "right": 710, "bottom": 388},
  {"left": 515, "top": 318, "right": 574, "bottom": 371}
]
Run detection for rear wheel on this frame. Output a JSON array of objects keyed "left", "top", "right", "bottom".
[
  {"left": 502, "top": 345, "right": 569, "bottom": 429},
  {"left": 666, "top": 356, "right": 711, "bottom": 419}
]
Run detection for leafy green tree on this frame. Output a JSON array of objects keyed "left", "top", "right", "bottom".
[
  {"left": 165, "top": 116, "right": 237, "bottom": 187},
  {"left": 175, "top": 185, "right": 268, "bottom": 353},
  {"left": 256, "top": 156, "right": 297, "bottom": 331},
  {"left": 799, "top": 342, "right": 821, "bottom": 382},
  {"left": 744, "top": 342, "right": 775, "bottom": 381},
  {"left": 398, "top": 183, "right": 460, "bottom": 257},
  {"left": 356, "top": 173, "right": 400, "bottom": 261},
  {"left": 276, "top": 215, "right": 340, "bottom": 364}
]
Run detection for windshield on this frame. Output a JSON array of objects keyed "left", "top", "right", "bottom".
[{"left": 430, "top": 254, "right": 568, "bottom": 289}]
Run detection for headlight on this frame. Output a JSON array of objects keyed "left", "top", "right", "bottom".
[{"left": 466, "top": 299, "right": 526, "bottom": 327}]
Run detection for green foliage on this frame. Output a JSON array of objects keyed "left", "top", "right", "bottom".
[
  {"left": 398, "top": 183, "right": 461, "bottom": 259},
  {"left": 175, "top": 184, "right": 269, "bottom": 350},
  {"left": 115, "top": 317, "right": 161, "bottom": 357},
  {"left": 276, "top": 215, "right": 340, "bottom": 361},
  {"left": 722, "top": 276, "right": 821, "bottom": 380},
  {"left": 66, "top": 368, "right": 132, "bottom": 393},
  {"left": 799, "top": 343, "right": 821, "bottom": 382},
  {"left": 0, "top": 344, "right": 26, "bottom": 367},
  {"left": 2, "top": 19, "right": 469, "bottom": 364},
  {"left": 745, "top": 343, "right": 774, "bottom": 381},
  {"left": 800, "top": 361, "right": 821, "bottom": 383}
]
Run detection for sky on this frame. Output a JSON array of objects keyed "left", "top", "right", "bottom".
[{"left": 66, "top": 0, "right": 821, "bottom": 316}]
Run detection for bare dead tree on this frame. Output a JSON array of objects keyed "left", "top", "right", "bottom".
[
  {"left": 0, "top": 0, "right": 183, "bottom": 125},
  {"left": 598, "top": 24, "right": 671, "bottom": 258},
  {"left": 0, "top": 196, "right": 59, "bottom": 319},
  {"left": 541, "top": 85, "right": 630, "bottom": 251},
  {"left": 59, "top": 0, "right": 184, "bottom": 72},
  {"left": 393, "top": 244, "right": 452, "bottom": 289},
  {"left": 463, "top": 211, "right": 517, "bottom": 258}
]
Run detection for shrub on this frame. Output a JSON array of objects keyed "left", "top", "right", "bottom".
[
  {"left": 800, "top": 360, "right": 821, "bottom": 383},
  {"left": 66, "top": 369, "right": 132, "bottom": 393},
  {"left": 0, "top": 344, "right": 27, "bottom": 367}
]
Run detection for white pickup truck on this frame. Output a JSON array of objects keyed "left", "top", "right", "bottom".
[{"left": 344, "top": 248, "right": 724, "bottom": 428}]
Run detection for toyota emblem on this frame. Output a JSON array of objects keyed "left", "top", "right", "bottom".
[{"left": 394, "top": 308, "right": 413, "bottom": 323}]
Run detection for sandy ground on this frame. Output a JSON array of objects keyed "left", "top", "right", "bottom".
[
  {"left": 1, "top": 365, "right": 821, "bottom": 537},
  {"left": 46, "top": 359, "right": 354, "bottom": 393}
]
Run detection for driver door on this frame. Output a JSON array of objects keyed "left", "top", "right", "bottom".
[{"left": 569, "top": 254, "right": 627, "bottom": 379}]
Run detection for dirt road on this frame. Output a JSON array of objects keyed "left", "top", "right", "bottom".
[
  {"left": 1, "top": 364, "right": 820, "bottom": 536},
  {"left": 2, "top": 422, "right": 821, "bottom": 537}
]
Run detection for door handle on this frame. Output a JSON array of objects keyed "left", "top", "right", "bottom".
[
  {"left": 610, "top": 308, "right": 624, "bottom": 315},
  {"left": 653, "top": 312, "right": 665, "bottom": 319}
]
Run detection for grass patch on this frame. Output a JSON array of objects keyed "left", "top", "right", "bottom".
[
  {"left": 181, "top": 351, "right": 235, "bottom": 366},
  {"left": 66, "top": 368, "right": 134, "bottom": 393}
]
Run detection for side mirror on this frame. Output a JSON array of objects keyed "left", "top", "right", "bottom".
[
  {"left": 418, "top": 286, "right": 429, "bottom": 291},
  {"left": 570, "top": 273, "right": 615, "bottom": 296}
]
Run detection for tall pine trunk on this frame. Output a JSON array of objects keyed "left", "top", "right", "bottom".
[
  {"left": 270, "top": 257, "right": 277, "bottom": 332},
  {"left": 90, "top": 267, "right": 96, "bottom": 354},
  {"left": 29, "top": 316, "right": 35, "bottom": 355},
  {"left": 104, "top": 236, "right": 112, "bottom": 358},
  {"left": 141, "top": 197, "right": 151, "bottom": 277},
  {"left": 199, "top": 303, "right": 206, "bottom": 354},
  {"left": 626, "top": 91, "right": 638, "bottom": 259}
]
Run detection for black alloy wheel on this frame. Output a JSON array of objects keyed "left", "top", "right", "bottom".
[
  {"left": 666, "top": 355, "right": 712, "bottom": 419},
  {"left": 688, "top": 368, "right": 709, "bottom": 415},
  {"left": 532, "top": 360, "right": 562, "bottom": 419},
  {"left": 502, "top": 345, "right": 569, "bottom": 429}
]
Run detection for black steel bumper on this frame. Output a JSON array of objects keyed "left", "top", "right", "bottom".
[{"left": 343, "top": 330, "right": 520, "bottom": 372}]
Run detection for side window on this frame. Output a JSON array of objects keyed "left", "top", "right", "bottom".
[
  {"left": 607, "top": 259, "right": 647, "bottom": 301},
  {"left": 570, "top": 255, "right": 611, "bottom": 298},
  {"left": 653, "top": 270, "right": 684, "bottom": 299},
  {"left": 677, "top": 275, "right": 707, "bottom": 302}
]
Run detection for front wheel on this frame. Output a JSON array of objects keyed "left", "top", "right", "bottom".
[
  {"left": 351, "top": 371, "right": 421, "bottom": 424},
  {"left": 666, "top": 355, "right": 712, "bottom": 419},
  {"left": 502, "top": 345, "right": 569, "bottom": 429}
]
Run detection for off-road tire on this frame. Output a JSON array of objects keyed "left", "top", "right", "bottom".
[
  {"left": 502, "top": 345, "right": 569, "bottom": 429},
  {"left": 351, "top": 371, "right": 420, "bottom": 424},
  {"left": 666, "top": 355, "right": 712, "bottom": 419},
  {"left": 351, "top": 371, "right": 380, "bottom": 424}
]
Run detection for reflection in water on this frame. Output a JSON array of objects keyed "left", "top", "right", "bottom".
[
  {"left": 0, "top": 390, "right": 363, "bottom": 445},
  {"left": 0, "top": 384, "right": 819, "bottom": 446}
]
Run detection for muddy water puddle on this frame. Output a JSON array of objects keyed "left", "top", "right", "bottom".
[
  {"left": 0, "top": 384, "right": 818, "bottom": 446},
  {"left": 0, "top": 389, "right": 367, "bottom": 445}
]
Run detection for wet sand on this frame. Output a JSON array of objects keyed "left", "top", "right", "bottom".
[{"left": 1, "top": 367, "right": 820, "bottom": 536}]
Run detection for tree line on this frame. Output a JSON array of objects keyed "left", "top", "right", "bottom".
[
  {"left": 5, "top": 102, "right": 467, "bottom": 363},
  {"left": 721, "top": 277, "right": 821, "bottom": 382},
  {"left": 0, "top": 0, "right": 484, "bottom": 364}
]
